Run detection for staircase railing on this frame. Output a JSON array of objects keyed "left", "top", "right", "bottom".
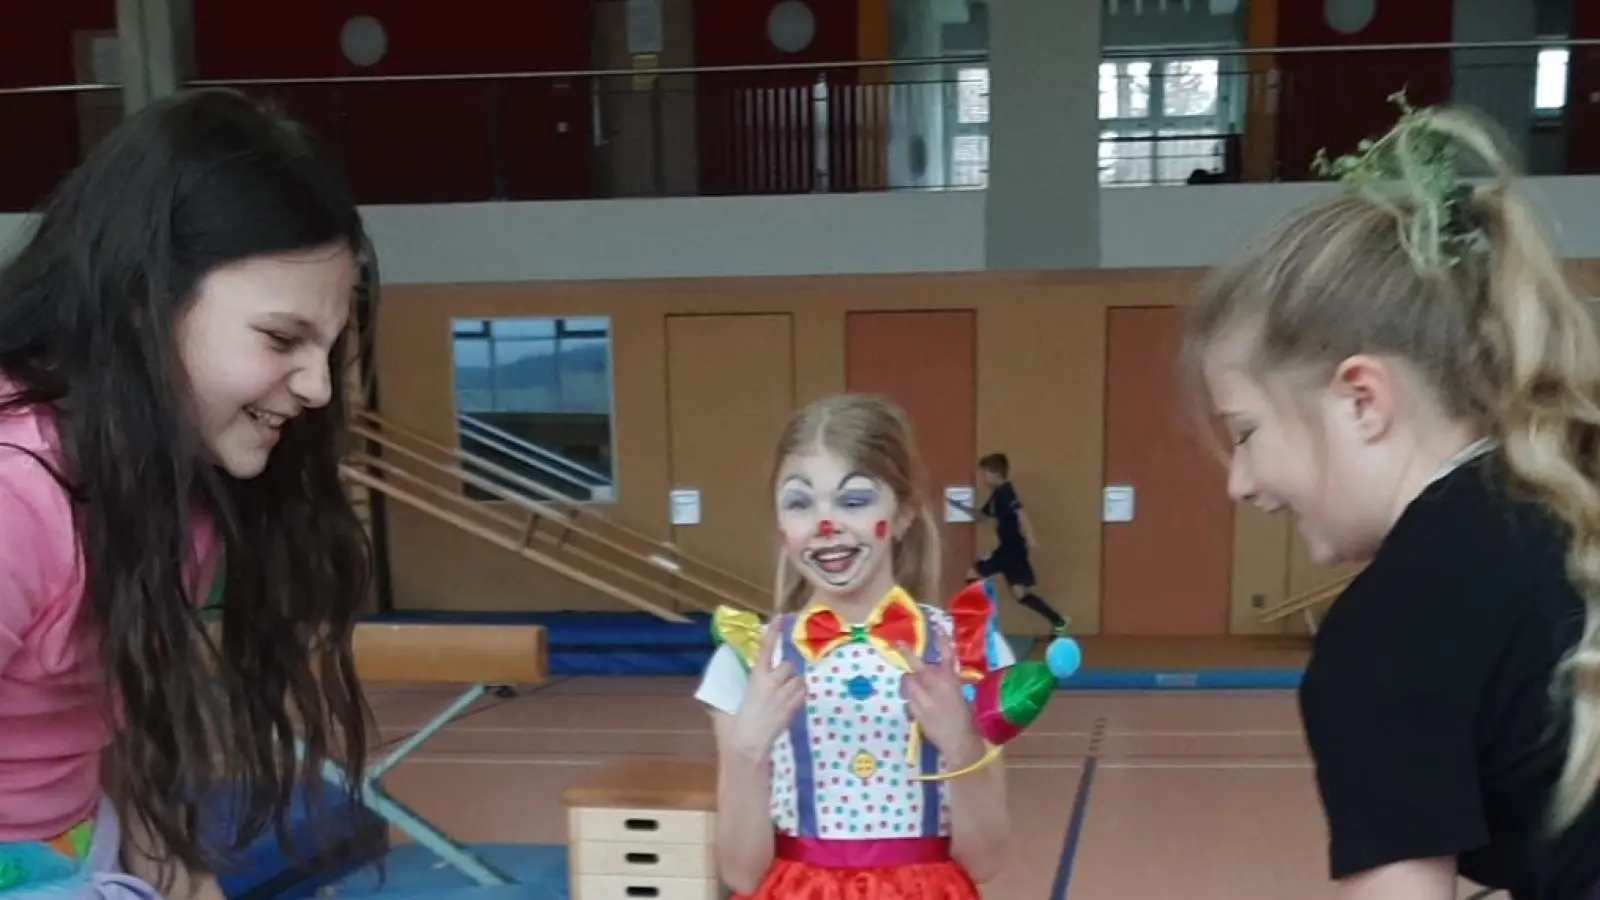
[
  {"left": 1256, "top": 571, "right": 1357, "bottom": 635},
  {"left": 456, "top": 412, "right": 613, "bottom": 502},
  {"left": 344, "top": 408, "right": 769, "bottom": 623}
]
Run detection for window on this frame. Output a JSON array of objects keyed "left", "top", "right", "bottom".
[
  {"left": 943, "top": 55, "right": 1236, "bottom": 190},
  {"left": 950, "top": 66, "right": 991, "bottom": 188},
  {"left": 1099, "top": 56, "right": 1233, "bottom": 187},
  {"left": 450, "top": 316, "right": 616, "bottom": 503},
  {"left": 1535, "top": 47, "right": 1569, "bottom": 113}
]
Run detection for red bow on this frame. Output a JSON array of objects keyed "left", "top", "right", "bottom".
[{"left": 791, "top": 587, "right": 927, "bottom": 667}]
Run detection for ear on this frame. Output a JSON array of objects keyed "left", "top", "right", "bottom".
[
  {"left": 893, "top": 508, "right": 916, "bottom": 540},
  {"left": 1328, "top": 354, "right": 1398, "bottom": 442}
]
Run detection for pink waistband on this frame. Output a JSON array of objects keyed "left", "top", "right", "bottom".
[{"left": 774, "top": 835, "right": 951, "bottom": 869}]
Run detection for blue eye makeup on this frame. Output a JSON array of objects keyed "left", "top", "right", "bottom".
[
  {"left": 836, "top": 489, "right": 879, "bottom": 509},
  {"left": 779, "top": 489, "right": 813, "bottom": 511}
]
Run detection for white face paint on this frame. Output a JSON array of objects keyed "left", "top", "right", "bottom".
[{"left": 775, "top": 446, "right": 900, "bottom": 603}]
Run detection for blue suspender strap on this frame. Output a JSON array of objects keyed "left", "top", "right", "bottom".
[
  {"left": 919, "top": 618, "right": 944, "bottom": 836},
  {"left": 778, "top": 614, "right": 820, "bottom": 837}
]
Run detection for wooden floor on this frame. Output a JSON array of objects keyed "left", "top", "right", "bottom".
[{"left": 362, "top": 674, "right": 1501, "bottom": 900}]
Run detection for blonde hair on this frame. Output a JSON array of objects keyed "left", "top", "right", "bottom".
[
  {"left": 768, "top": 393, "right": 943, "bottom": 614},
  {"left": 1182, "top": 102, "right": 1600, "bottom": 830}
]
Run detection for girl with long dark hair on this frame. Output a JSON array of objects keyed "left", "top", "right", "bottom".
[{"left": 0, "top": 88, "right": 373, "bottom": 898}]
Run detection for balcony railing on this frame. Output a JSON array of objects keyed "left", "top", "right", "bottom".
[{"left": 0, "top": 38, "right": 1595, "bottom": 211}]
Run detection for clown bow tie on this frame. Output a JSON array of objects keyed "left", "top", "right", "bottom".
[{"left": 793, "top": 588, "right": 927, "bottom": 668}]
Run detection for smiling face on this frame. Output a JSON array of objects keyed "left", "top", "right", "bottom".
[
  {"left": 176, "top": 243, "right": 355, "bottom": 479},
  {"left": 1201, "top": 333, "right": 1452, "bottom": 567},
  {"left": 1205, "top": 357, "right": 1352, "bottom": 563},
  {"left": 775, "top": 444, "right": 905, "bottom": 605}
]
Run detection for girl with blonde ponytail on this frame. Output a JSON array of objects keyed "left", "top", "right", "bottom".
[
  {"left": 694, "top": 393, "right": 1016, "bottom": 899},
  {"left": 1182, "top": 94, "right": 1600, "bottom": 899}
]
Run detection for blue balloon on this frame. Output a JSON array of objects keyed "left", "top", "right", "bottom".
[{"left": 1045, "top": 637, "right": 1082, "bottom": 679}]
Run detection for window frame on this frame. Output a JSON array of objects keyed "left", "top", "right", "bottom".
[{"left": 449, "top": 315, "right": 619, "bottom": 505}]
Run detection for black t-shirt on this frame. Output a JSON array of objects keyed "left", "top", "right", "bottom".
[
  {"left": 981, "top": 482, "right": 1024, "bottom": 552},
  {"left": 1299, "top": 451, "right": 1600, "bottom": 899}
]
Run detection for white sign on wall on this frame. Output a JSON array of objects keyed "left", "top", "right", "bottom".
[
  {"left": 670, "top": 488, "right": 701, "bottom": 526},
  {"left": 944, "top": 485, "right": 975, "bottom": 524},
  {"left": 1102, "top": 484, "right": 1136, "bottom": 523}
]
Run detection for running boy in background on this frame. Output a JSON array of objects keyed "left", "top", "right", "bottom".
[{"left": 959, "top": 453, "right": 1071, "bottom": 636}]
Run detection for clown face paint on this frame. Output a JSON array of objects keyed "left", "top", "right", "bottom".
[{"left": 775, "top": 446, "right": 902, "bottom": 601}]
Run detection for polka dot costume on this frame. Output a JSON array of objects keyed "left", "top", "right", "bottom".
[{"left": 767, "top": 603, "right": 956, "bottom": 840}]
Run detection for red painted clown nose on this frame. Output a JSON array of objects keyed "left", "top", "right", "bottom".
[{"left": 817, "top": 519, "right": 836, "bottom": 537}]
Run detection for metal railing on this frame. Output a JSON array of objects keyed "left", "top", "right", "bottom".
[
  {"left": 0, "top": 38, "right": 1595, "bottom": 210},
  {"left": 456, "top": 412, "right": 613, "bottom": 503}
]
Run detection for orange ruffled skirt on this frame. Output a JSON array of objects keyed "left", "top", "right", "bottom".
[{"left": 735, "top": 836, "right": 979, "bottom": 900}]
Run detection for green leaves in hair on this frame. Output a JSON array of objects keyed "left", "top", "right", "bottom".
[{"left": 1310, "top": 89, "right": 1488, "bottom": 271}]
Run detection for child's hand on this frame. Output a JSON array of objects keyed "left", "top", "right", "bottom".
[
  {"left": 901, "top": 629, "right": 985, "bottom": 767},
  {"left": 730, "top": 624, "right": 805, "bottom": 761}
]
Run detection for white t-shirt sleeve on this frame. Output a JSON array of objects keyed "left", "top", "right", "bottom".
[
  {"left": 992, "top": 634, "right": 1018, "bottom": 668},
  {"left": 695, "top": 643, "right": 751, "bottom": 715}
]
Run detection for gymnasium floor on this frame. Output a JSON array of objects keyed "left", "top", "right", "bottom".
[
  {"left": 347, "top": 676, "right": 1361, "bottom": 900},
  {"left": 292, "top": 628, "right": 1498, "bottom": 899}
]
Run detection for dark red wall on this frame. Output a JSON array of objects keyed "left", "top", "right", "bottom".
[
  {"left": 1275, "top": 0, "right": 1453, "bottom": 180},
  {"left": 1568, "top": 2, "right": 1600, "bottom": 173},
  {"left": 0, "top": 0, "right": 117, "bottom": 211},
  {"left": 694, "top": 0, "right": 862, "bottom": 194},
  {"left": 192, "top": 0, "right": 592, "bottom": 203}
]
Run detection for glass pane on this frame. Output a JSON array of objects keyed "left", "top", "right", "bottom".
[
  {"left": 1162, "top": 58, "right": 1220, "bottom": 118},
  {"left": 1098, "top": 129, "right": 1154, "bottom": 186},
  {"left": 952, "top": 135, "right": 989, "bottom": 188},
  {"left": 1536, "top": 48, "right": 1569, "bottom": 110},
  {"left": 557, "top": 337, "right": 613, "bottom": 414},
  {"left": 491, "top": 340, "right": 559, "bottom": 412},
  {"left": 957, "top": 66, "right": 990, "bottom": 125},
  {"left": 561, "top": 316, "right": 611, "bottom": 336},
  {"left": 1155, "top": 128, "right": 1226, "bottom": 185},
  {"left": 451, "top": 338, "right": 493, "bottom": 412},
  {"left": 1098, "top": 62, "right": 1119, "bottom": 119},
  {"left": 490, "top": 317, "right": 557, "bottom": 339},
  {"left": 1124, "top": 61, "right": 1151, "bottom": 119}
]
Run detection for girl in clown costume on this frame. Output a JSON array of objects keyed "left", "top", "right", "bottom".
[{"left": 696, "top": 394, "right": 1060, "bottom": 899}]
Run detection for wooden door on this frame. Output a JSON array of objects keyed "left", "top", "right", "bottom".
[
  {"left": 845, "top": 311, "right": 976, "bottom": 602},
  {"left": 665, "top": 314, "right": 796, "bottom": 591},
  {"left": 1101, "top": 307, "right": 1234, "bottom": 636}
]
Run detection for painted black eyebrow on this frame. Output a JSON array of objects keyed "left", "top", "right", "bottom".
[
  {"left": 837, "top": 471, "right": 877, "bottom": 490},
  {"left": 779, "top": 474, "right": 813, "bottom": 489}
]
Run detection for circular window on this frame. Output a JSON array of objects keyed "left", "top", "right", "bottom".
[
  {"left": 1324, "top": 0, "right": 1376, "bottom": 36},
  {"left": 340, "top": 15, "right": 389, "bottom": 68},
  {"left": 767, "top": 1, "right": 817, "bottom": 54}
]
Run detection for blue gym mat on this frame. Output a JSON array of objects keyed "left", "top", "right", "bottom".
[
  {"left": 363, "top": 610, "right": 1305, "bottom": 688},
  {"left": 204, "top": 777, "right": 389, "bottom": 900}
]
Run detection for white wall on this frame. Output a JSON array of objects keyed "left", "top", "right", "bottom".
[{"left": 5, "top": 177, "right": 1600, "bottom": 284}]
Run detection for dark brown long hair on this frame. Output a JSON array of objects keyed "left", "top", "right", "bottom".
[{"left": 0, "top": 88, "right": 373, "bottom": 885}]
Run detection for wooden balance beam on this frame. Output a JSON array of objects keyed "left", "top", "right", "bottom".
[{"left": 311, "top": 622, "right": 549, "bottom": 888}]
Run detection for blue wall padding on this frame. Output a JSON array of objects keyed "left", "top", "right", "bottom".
[
  {"left": 203, "top": 776, "right": 389, "bottom": 900},
  {"left": 1055, "top": 668, "right": 1304, "bottom": 690},
  {"left": 363, "top": 610, "right": 1305, "bottom": 688}
]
